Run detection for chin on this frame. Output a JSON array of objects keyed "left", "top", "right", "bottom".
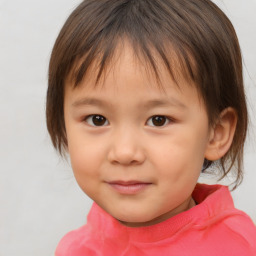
[
  {"left": 112, "top": 210, "right": 158, "bottom": 227},
  {"left": 97, "top": 200, "right": 160, "bottom": 227}
]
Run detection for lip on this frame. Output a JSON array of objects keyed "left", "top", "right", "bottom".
[{"left": 106, "top": 180, "right": 152, "bottom": 195}]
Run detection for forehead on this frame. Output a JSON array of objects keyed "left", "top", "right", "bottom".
[
  {"left": 64, "top": 42, "right": 203, "bottom": 111},
  {"left": 67, "top": 40, "right": 197, "bottom": 93}
]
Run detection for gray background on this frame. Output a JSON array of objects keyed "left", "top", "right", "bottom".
[{"left": 0, "top": 0, "right": 255, "bottom": 255}]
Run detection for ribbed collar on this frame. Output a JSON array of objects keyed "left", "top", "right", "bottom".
[{"left": 87, "top": 184, "right": 234, "bottom": 243}]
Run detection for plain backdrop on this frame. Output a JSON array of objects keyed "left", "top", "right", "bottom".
[{"left": 0, "top": 0, "right": 255, "bottom": 255}]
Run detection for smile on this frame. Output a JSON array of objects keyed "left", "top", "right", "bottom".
[{"left": 106, "top": 180, "right": 152, "bottom": 195}]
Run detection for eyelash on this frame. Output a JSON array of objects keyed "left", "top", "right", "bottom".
[
  {"left": 83, "top": 115, "right": 174, "bottom": 127},
  {"left": 84, "top": 115, "right": 109, "bottom": 127},
  {"left": 146, "top": 115, "right": 172, "bottom": 127}
]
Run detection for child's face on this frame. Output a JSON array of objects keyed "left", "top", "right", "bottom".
[{"left": 64, "top": 44, "right": 213, "bottom": 227}]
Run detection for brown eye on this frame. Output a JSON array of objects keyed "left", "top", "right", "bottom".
[
  {"left": 86, "top": 115, "right": 109, "bottom": 126},
  {"left": 147, "top": 115, "right": 169, "bottom": 127}
]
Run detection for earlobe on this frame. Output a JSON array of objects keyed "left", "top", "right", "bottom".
[{"left": 205, "top": 107, "right": 237, "bottom": 161}]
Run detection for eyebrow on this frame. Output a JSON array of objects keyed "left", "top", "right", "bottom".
[
  {"left": 141, "top": 99, "right": 187, "bottom": 109},
  {"left": 72, "top": 98, "right": 110, "bottom": 108},
  {"left": 72, "top": 97, "right": 187, "bottom": 109}
]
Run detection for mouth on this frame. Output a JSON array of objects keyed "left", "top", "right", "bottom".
[{"left": 106, "top": 180, "right": 152, "bottom": 195}]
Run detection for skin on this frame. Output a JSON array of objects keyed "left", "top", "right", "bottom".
[{"left": 64, "top": 43, "right": 237, "bottom": 227}]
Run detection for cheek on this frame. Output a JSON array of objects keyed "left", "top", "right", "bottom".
[
  {"left": 69, "top": 145, "right": 99, "bottom": 175},
  {"left": 67, "top": 126, "right": 103, "bottom": 162},
  {"left": 67, "top": 133, "right": 100, "bottom": 177},
  {"left": 68, "top": 142, "right": 102, "bottom": 196},
  {"left": 150, "top": 130, "right": 207, "bottom": 176}
]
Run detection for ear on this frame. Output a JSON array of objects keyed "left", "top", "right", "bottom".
[{"left": 205, "top": 107, "right": 237, "bottom": 161}]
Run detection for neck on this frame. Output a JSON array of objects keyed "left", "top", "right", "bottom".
[{"left": 120, "top": 196, "right": 196, "bottom": 228}]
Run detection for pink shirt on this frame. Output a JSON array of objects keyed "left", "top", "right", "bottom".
[{"left": 56, "top": 184, "right": 256, "bottom": 255}]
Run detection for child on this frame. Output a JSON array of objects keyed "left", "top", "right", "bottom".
[{"left": 46, "top": 0, "right": 256, "bottom": 255}]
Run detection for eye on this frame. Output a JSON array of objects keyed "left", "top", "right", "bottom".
[
  {"left": 146, "top": 115, "right": 170, "bottom": 127},
  {"left": 85, "top": 115, "right": 109, "bottom": 127}
]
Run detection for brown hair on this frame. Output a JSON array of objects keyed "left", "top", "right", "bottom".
[{"left": 46, "top": 0, "right": 248, "bottom": 187}]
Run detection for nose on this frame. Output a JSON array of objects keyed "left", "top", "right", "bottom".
[{"left": 107, "top": 128, "right": 146, "bottom": 166}]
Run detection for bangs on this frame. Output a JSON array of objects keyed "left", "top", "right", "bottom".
[
  {"left": 69, "top": 24, "right": 197, "bottom": 90},
  {"left": 54, "top": 0, "right": 224, "bottom": 123},
  {"left": 48, "top": 0, "right": 248, "bottom": 188}
]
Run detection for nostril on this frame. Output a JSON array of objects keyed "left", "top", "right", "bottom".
[
  {"left": 107, "top": 147, "right": 146, "bottom": 166},
  {"left": 110, "top": 154, "right": 140, "bottom": 165}
]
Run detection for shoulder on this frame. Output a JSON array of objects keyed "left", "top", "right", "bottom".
[
  {"left": 192, "top": 184, "right": 256, "bottom": 254},
  {"left": 200, "top": 209, "right": 256, "bottom": 255},
  {"left": 55, "top": 224, "right": 100, "bottom": 256},
  {"left": 220, "top": 211, "right": 256, "bottom": 244}
]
